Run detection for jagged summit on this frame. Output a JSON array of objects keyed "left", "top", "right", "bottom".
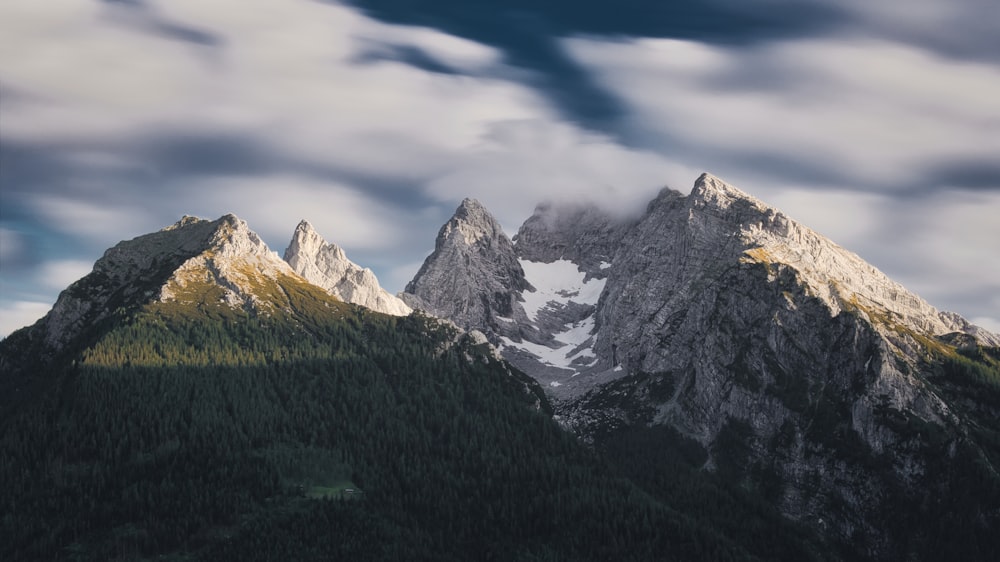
[
  {"left": 689, "top": 171, "right": 767, "bottom": 211},
  {"left": 430, "top": 197, "right": 508, "bottom": 248},
  {"left": 457, "top": 197, "right": 487, "bottom": 212},
  {"left": 397, "top": 174, "right": 1000, "bottom": 556},
  {"left": 688, "top": 174, "right": 997, "bottom": 346},
  {"left": 402, "top": 198, "right": 532, "bottom": 334},
  {"left": 284, "top": 220, "right": 411, "bottom": 316},
  {"left": 27, "top": 214, "right": 303, "bottom": 351}
]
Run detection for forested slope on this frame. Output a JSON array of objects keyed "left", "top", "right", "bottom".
[{"left": 0, "top": 288, "right": 842, "bottom": 561}]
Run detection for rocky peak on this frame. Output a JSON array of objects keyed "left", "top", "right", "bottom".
[
  {"left": 286, "top": 220, "right": 344, "bottom": 265},
  {"left": 403, "top": 199, "right": 532, "bottom": 336},
  {"left": 283, "top": 220, "right": 411, "bottom": 316},
  {"left": 562, "top": 173, "right": 1000, "bottom": 553},
  {"left": 688, "top": 172, "right": 766, "bottom": 211},
  {"left": 437, "top": 197, "right": 507, "bottom": 248},
  {"left": 39, "top": 214, "right": 293, "bottom": 350}
]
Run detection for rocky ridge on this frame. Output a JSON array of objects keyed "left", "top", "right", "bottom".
[
  {"left": 402, "top": 172, "right": 1000, "bottom": 558},
  {"left": 284, "top": 220, "right": 411, "bottom": 316},
  {"left": 32, "top": 214, "right": 299, "bottom": 351},
  {"left": 401, "top": 198, "right": 534, "bottom": 336}
]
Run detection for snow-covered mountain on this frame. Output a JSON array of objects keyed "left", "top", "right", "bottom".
[{"left": 284, "top": 220, "right": 411, "bottom": 316}]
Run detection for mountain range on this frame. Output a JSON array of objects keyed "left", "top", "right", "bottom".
[{"left": 2, "top": 173, "right": 998, "bottom": 561}]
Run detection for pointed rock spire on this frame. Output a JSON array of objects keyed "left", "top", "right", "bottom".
[
  {"left": 435, "top": 197, "right": 508, "bottom": 248},
  {"left": 403, "top": 198, "right": 531, "bottom": 333},
  {"left": 284, "top": 220, "right": 411, "bottom": 316},
  {"left": 689, "top": 172, "right": 767, "bottom": 213}
]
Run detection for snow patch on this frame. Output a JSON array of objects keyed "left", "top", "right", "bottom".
[
  {"left": 499, "top": 259, "right": 609, "bottom": 386},
  {"left": 519, "top": 259, "right": 605, "bottom": 323},
  {"left": 500, "top": 336, "right": 572, "bottom": 369}
]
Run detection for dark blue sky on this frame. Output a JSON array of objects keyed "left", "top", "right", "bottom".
[{"left": 1, "top": 0, "right": 998, "bottom": 336}]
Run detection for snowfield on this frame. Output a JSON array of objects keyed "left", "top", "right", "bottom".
[{"left": 501, "top": 259, "right": 605, "bottom": 372}]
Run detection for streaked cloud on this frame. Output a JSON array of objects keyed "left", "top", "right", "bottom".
[
  {"left": 1, "top": 0, "right": 998, "bottom": 337},
  {"left": 0, "top": 228, "right": 26, "bottom": 266},
  {"left": 426, "top": 119, "right": 699, "bottom": 225},
  {"left": 562, "top": 36, "right": 1000, "bottom": 192},
  {"left": 0, "top": 301, "right": 52, "bottom": 340},
  {"left": 37, "top": 260, "right": 94, "bottom": 292}
]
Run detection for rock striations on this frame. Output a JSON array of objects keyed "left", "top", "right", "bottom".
[
  {"left": 284, "top": 220, "right": 411, "bottom": 316},
  {"left": 401, "top": 198, "right": 533, "bottom": 335},
  {"left": 403, "top": 172, "right": 1000, "bottom": 557}
]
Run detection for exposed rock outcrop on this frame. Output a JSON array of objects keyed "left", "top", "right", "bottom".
[
  {"left": 39, "top": 214, "right": 295, "bottom": 351},
  {"left": 404, "top": 173, "right": 1000, "bottom": 558},
  {"left": 284, "top": 220, "right": 411, "bottom": 316},
  {"left": 402, "top": 198, "right": 533, "bottom": 336}
]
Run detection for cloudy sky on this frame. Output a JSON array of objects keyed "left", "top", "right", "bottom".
[{"left": 1, "top": 0, "right": 998, "bottom": 338}]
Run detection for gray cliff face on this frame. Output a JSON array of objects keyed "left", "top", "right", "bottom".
[
  {"left": 402, "top": 198, "right": 533, "bottom": 336},
  {"left": 563, "top": 173, "right": 997, "bottom": 554},
  {"left": 284, "top": 221, "right": 411, "bottom": 316},
  {"left": 591, "top": 173, "right": 988, "bottom": 398},
  {"left": 404, "top": 173, "right": 1000, "bottom": 557}
]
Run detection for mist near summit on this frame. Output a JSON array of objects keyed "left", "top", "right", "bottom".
[{"left": 1, "top": 0, "right": 998, "bottom": 337}]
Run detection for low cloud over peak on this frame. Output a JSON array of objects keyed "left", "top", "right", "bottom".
[{"left": 1, "top": 0, "right": 997, "bottom": 336}]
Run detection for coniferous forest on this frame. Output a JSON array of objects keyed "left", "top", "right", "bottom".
[
  {"left": 0, "top": 286, "right": 841, "bottom": 562},
  {"left": 2, "top": 278, "right": 998, "bottom": 561}
]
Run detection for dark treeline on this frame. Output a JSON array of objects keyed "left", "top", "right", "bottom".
[
  {"left": 1, "top": 305, "right": 813, "bottom": 561},
  {"left": 12, "top": 297, "right": 997, "bottom": 560}
]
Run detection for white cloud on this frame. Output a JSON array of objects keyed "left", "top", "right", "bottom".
[
  {"left": 427, "top": 119, "right": 698, "bottom": 224},
  {"left": 0, "top": 0, "right": 546, "bottom": 172},
  {"left": 26, "top": 194, "right": 157, "bottom": 247},
  {"left": 0, "top": 0, "right": 220, "bottom": 141},
  {"left": 0, "top": 301, "right": 51, "bottom": 339},
  {"left": 0, "top": 0, "right": 576, "bottom": 266},
  {"left": 38, "top": 260, "right": 93, "bottom": 292},
  {"left": 562, "top": 36, "right": 1000, "bottom": 188},
  {"left": 2, "top": 0, "right": 699, "bottom": 275},
  {"left": 353, "top": 17, "right": 502, "bottom": 72},
  {"left": 176, "top": 174, "right": 419, "bottom": 253}
]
